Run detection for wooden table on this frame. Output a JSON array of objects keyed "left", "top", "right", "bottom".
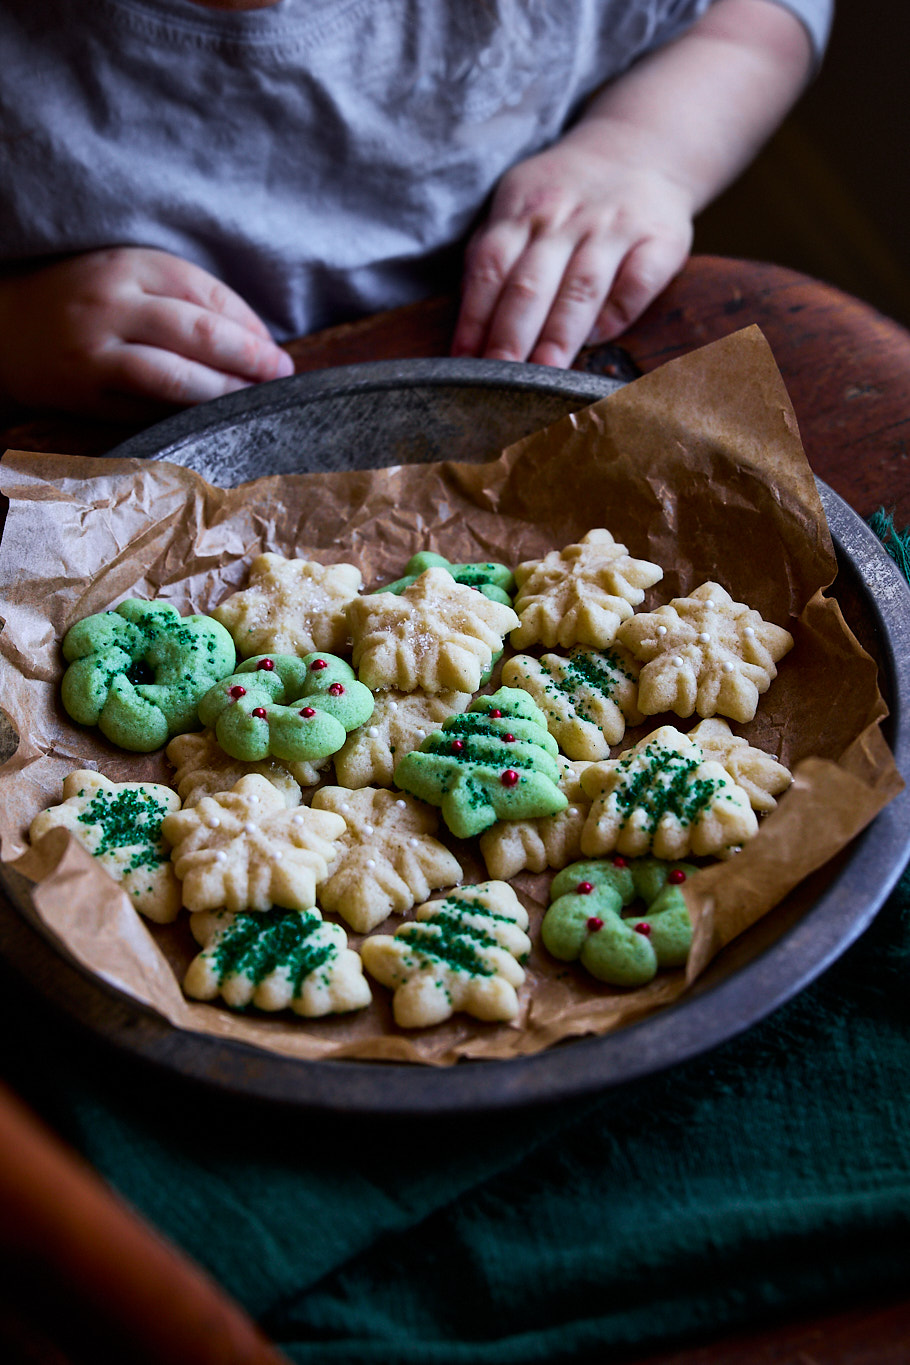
[{"left": 2, "top": 256, "right": 909, "bottom": 1364}]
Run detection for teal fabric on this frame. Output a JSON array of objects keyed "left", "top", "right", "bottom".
[{"left": 2, "top": 515, "right": 908, "bottom": 1362}]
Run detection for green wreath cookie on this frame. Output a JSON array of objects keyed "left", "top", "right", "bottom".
[
  {"left": 542, "top": 856, "right": 695, "bottom": 986},
  {"left": 197, "top": 652, "right": 374, "bottom": 763},
  {"left": 375, "top": 552, "right": 515, "bottom": 606},
  {"left": 61, "top": 600, "right": 237, "bottom": 752}
]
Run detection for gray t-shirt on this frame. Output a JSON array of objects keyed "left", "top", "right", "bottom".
[{"left": 0, "top": 0, "right": 833, "bottom": 340}]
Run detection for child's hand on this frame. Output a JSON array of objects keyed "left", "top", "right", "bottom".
[
  {"left": 0, "top": 246, "right": 295, "bottom": 419},
  {"left": 451, "top": 136, "right": 694, "bottom": 368}
]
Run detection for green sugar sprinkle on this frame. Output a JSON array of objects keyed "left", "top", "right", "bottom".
[
  {"left": 78, "top": 786, "right": 170, "bottom": 863},
  {"left": 614, "top": 748, "right": 722, "bottom": 832},
  {"left": 399, "top": 915, "right": 497, "bottom": 977},
  {"left": 210, "top": 909, "right": 336, "bottom": 994}
]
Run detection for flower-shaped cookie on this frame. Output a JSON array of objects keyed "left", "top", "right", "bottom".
[
  {"left": 311, "top": 786, "right": 463, "bottom": 932},
  {"left": 686, "top": 718, "right": 792, "bottom": 813},
  {"left": 479, "top": 757, "right": 591, "bottom": 880},
  {"left": 333, "top": 689, "right": 472, "bottom": 788},
  {"left": 541, "top": 857, "right": 694, "bottom": 986},
  {"left": 580, "top": 724, "right": 758, "bottom": 860},
  {"left": 61, "top": 599, "right": 236, "bottom": 752},
  {"left": 347, "top": 567, "right": 518, "bottom": 694},
  {"left": 162, "top": 773, "right": 345, "bottom": 913},
  {"left": 502, "top": 645, "right": 643, "bottom": 759},
  {"left": 615, "top": 581, "right": 794, "bottom": 723},
  {"left": 184, "top": 907, "right": 372, "bottom": 1016},
  {"left": 197, "top": 653, "right": 374, "bottom": 763},
  {"left": 393, "top": 688, "right": 567, "bottom": 839},
  {"left": 510, "top": 529, "right": 664, "bottom": 650},
  {"left": 376, "top": 551, "right": 515, "bottom": 606},
  {"left": 360, "top": 881, "right": 531, "bottom": 1027},
  {"left": 29, "top": 770, "right": 182, "bottom": 923},
  {"left": 212, "top": 554, "right": 362, "bottom": 657},
  {"left": 165, "top": 730, "right": 325, "bottom": 809}
]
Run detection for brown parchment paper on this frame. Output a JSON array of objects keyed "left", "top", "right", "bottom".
[{"left": 0, "top": 326, "right": 903, "bottom": 1066}]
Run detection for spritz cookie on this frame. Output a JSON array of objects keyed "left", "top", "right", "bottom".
[
  {"left": 615, "top": 581, "right": 794, "bottom": 723},
  {"left": 687, "top": 718, "right": 792, "bottom": 812},
  {"left": 478, "top": 757, "right": 591, "bottom": 880},
  {"left": 29, "top": 770, "right": 182, "bottom": 923},
  {"left": 212, "top": 554, "right": 362, "bottom": 657},
  {"left": 333, "top": 689, "right": 471, "bottom": 788},
  {"left": 502, "top": 645, "right": 642, "bottom": 759}
]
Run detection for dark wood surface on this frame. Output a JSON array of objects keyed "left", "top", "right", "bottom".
[{"left": 2, "top": 255, "right": 909, "bottom": 1364}]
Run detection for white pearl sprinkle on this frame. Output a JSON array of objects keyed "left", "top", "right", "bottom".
[
  {"left": 368, "top": 727, "right": 379, "bottom": 738},
  {"left": 365, "top": 858, "right": 376, "bottom": 868},
  {"left": 744, "top": 625, "right": 755, "bottom": 637},
  {"left": 396, "top": 799, "right": 407, "bottom": 808},
  {"left": 341, "top": 803, "right": 351, "bottom": 813},
  {"left": 698, "top": 632, "right": 710, "bottom": 643},
  {"left": 389, "top": 701, "right": 399, "bottom": 710},
  {"left": 364, "top": 825, "right": 374, "bottom": 835},
  {"left": 214, "top": 851, "right": 226, "bottom": 863},
  {"left": 409, "top": 837, "right": 419, "bottom": 847},
  {"left": 705, "top": 599, "right": 715, "bottom": 609},
  {"left": 273, "top": 851, "right": 283, "bottom": 861},
  {"left": 567, "top": 807, "right": 578, "bottom": 817},
  {"left": 672, "top": 655, "right": 683, "bottom": 667},
  {"left": 292, "top": 813, "right": 305, "bottom": 824},
  {"left": 723, "top": 660, "right": 734, "bottom": 672},
  {"left": 656, "top": 625, "right": 667, "bottom": 636},
  {"left": 416, "top": 729, "right": 426, "bottom": 738},
  {"left": 209, "top": 817, "right": 221, "bottom": 827},
  {"left": 244, "top": 822, "right": 256, "bottom": 834}
]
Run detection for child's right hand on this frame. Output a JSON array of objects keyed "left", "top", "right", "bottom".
[{"left": 0, "top": 246, "right": 295, "bottom": 419}]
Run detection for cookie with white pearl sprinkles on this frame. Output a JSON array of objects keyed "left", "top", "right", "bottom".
[
  {"left": 541, "top": 857, "right": 695, "bottom": 987},
  {"left": 211, "top": 553, "right": 362, "bottom": 657},
  {"left": 197, "top": 652, "right": 374, "bottom": 764},
  {"left": 29, "top": 770, "right": 182, "bottom": 924},
  {"left": 510, "top": 528, "right": 664, "bottom": 651},
  {"left": 333, "top": 688, "right": 472, "bottom": 789},
  {"left": 579, "top": 724, "right": 758, "bottom": 861},
  {"left": 184, "top": 907, "right": 372, "bottom": 1017},
  {"left": 161, "top": 773, "right": 346, "bottom": 914},
  {"left": 615, "top": 581, "right": 794, "bottom": 724},
  {"left": 311, "top": 786, "right": 463, "bottom": 933},
  {"left": 360, "top": 881, "right": 530, "bottom": 1028}
]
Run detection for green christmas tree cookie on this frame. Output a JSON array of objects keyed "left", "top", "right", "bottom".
[
  {"left": 541, "top": 856, "right": 695, "bottom": 986},
  {"left": 393, "top": 686, "right": 567, "bottom": 839}
]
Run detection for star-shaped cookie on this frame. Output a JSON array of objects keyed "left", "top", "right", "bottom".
[
  {"left": 161, "top": 773, "right": 345, "bottom": 913},
  {"left": 166, "top": 730, "right": 326, "bottom": 808},
  {"left": 687, "top": 718, "right": 792, "bottom": 812},
  {"left": 311, "top": 785, "right": 463, "bottom": 932},
  {"left": 510, "top": 529, "right": 663, "bottom": 650},
  {"left": 212, "top": 554, "right": 362, "bottom": 657},
  {"left": 615, "top": 581, "right": 794, "bottom": 723}
]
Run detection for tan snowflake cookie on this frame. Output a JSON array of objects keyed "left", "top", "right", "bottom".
[
  {"left": 311, "top": 785, "right": 463, "bottom": 933},
  {"left": 360, "top": 881, "right": 530, "bottom": 1028},
  {"left": 166, "top": 730, "right": 326, "bottom": 809},
  {"left": 29, "top": 770, "right": 182, "bottom": 923},
  {"left": 212, "top": 553, "right": 362, "bottom": 658},
  {"left": 615, "top": 581, "right": 794, "bottom": 723},
  {"left": 479, "top": 758, "right": 592, "bottom": 880},
  {"left": 580, "top": 724, "right": 758, "bottom": 860},
  {"left": 687, "top": 718, "right": 792, "bottom": 813},
  {"left": 333, "top": 689, "right": 472, "bottom": 788},
  {"left": 162, "top": 773, "right": 345, "bottom": 914},
  {"left": 347, "top": 567, "right": 518, "bottom": 694},
  {"left": 184, "top": 907, "right": 372, "bottom": 1016},
  {"left": 502, "top": 645, "right": 642, "bottom": 759},
  {"left": 510, "top": 528, "right": 663, "bottom": 650}
]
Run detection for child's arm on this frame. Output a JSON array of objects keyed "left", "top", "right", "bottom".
[
  {"left": 0, "top": 246, "right": 294, "bottom": 419},
  {"left": 452, "top": 0, "right": 815, "bottom": 368}
]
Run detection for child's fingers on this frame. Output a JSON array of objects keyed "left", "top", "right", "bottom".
[
  {"left": 136, "top": 251, "right": 276, "bottom": 341},
  {"left": 524, "top": 236, "right": 625, "bottom": 368},
  {"left": 584, "top": 234, "right": 691, "bottom": 345},
  {"left": 121, "top": 296, "right": 294, "bottom": 384},
  {"left": 476, "top": 233, "right": 583, "bottom": 364},
  {"left": 102, "top": 343, "right": 262, "bottom": 409},
  {"left": 451, "top": 220, "right": 532, "bottom": 358}
]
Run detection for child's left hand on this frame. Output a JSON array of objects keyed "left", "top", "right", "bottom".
[{"left": 450, "top": 133, "right": 694, "bottom": 368}]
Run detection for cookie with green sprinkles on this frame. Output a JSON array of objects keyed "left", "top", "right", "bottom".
[
  {"left": 502, "top": 644, "right": 643, "bottom": 759},
  {"left": 61, "top": 599, "right": 236, "bottom": 753},
  {"left": 197, "top": 652, "right": 374, "bottom": 764},
  {"left": 542, "top": 856, "right": 695, "bottom": 986},
  {"left": 184, "top": 906, "right": 372, "bottom": 1016},
  {"left": 29, "top": 770, "right": 182, "bottom": 923},
  {"left": 579, "top": 724, "right": 758, "bottom": 860},
  {"left": 393, "top": 686, "right": 567, "bottom": 839},
  {"left": 374, "top": 551, "right": 515, "bottom": 606},
  {"left": 360, "top": 880, "right": 530, "bottom": 1027}
]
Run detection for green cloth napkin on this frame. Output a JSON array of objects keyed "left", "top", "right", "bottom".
[{"left": 2, "top": 516, "right": 908, "bottom": 1363}]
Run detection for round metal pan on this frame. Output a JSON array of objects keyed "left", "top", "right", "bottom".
[{"left": 2, "top": 359, "right": 908, "bottom": 1114}]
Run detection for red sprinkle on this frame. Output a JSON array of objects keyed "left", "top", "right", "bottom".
[
  {"left": 489, "top": 708, "right": 502, "bottom": 718},
  {"left": 299, "top": 706, "right": 316, "bottom": 718},
  {"left": 576, "top": 881, "right": 594, "bottom": 895},
  {"left": 611, "top": 856, "right": 627, "bottom": 868},
  {"left": 500, "top": 769, "right": 519, "bottom": 787},
  {"left": 252, "top": 707, "right": 268, "bottom": 719},
  {"left": 328, "top": 682, "right": 345, "bottom": 696},
  {"left": 634, "top": 922, "right": 652, "bottom": 937},
  {"left": 256, "top": 658, "right": 275, "bottom": 671},
  {"left": 504, "top": 733, "right": 515, "bottom": 743},
  {"left": 310, "top": 659, "right": 328, "bottom": 671},
  {"left": 451, "top": 739, "right": 465, "bottom": 753},
  {"left": 228, "top": 684, "right": 246, "bottom": 699},
  {"left": 668, "top": 869, "right": 687, "bottom": 884},
  {"left": 586, "top": 916, "right": 604, "bottom": 932}
]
